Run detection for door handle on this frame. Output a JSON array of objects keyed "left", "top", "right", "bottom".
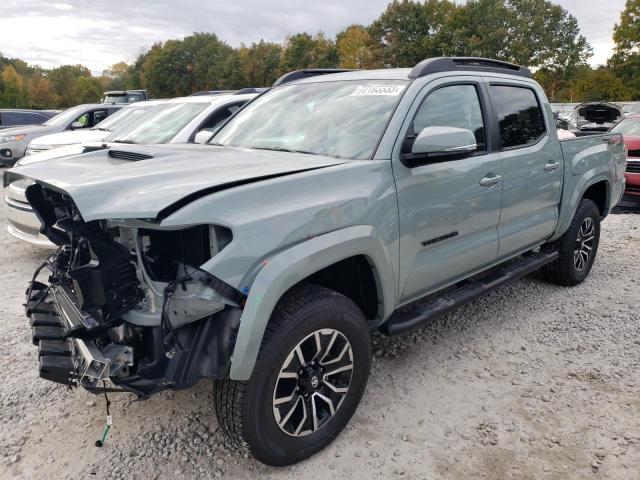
[
  {"left": 479, "top": 175, "right": 501, "bottom": 187},
  {"left": 544, "top": 162, "right": 560, "bottom": 171}
]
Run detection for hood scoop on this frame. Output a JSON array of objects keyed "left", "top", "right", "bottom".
[{"left": 108, "top": 149, "right": 154, "bottom": 162}]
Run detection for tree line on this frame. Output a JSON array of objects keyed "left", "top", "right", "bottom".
[{"left": 1, "top": 0, "right": 639, "bottom": 110}]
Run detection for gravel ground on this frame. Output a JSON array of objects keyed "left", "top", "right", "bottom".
[{"left": 0, "top": 184, "right": 638, "bottom": 480}]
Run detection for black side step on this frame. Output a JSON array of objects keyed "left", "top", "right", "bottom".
[{"left": 381, "top": 251, "right": 558, "bottom": 336}]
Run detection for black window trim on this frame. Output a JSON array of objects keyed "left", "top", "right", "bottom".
[
  {"left": 401, "top": 79, "right": 494, "bottom": 158},
  {"left": 190, "top": 101, "right": 247, "bottom": 142},
  {"left": 488, "top": 82, "right": 548, "bottom": 152}
]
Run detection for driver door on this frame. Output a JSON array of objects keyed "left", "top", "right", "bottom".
[{"left": 392, "top": 78, "right": 503, "bottom": 302}]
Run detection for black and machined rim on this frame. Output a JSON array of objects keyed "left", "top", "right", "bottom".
[
  {"left": 574, "top": 216, "right": 595, "bottom": 271},
  {"left": 272, "top": 328, "right": 354, "bottom": 437}
]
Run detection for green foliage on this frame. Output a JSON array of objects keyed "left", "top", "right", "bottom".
[
  {"left": 369, "top": 0, "right": 456, "bottom": 67},
  {"left": 336, "top": 25, "right": 383, "bottom": 69},
  {"left": 0, "top": 1, "right": 637, "bottom": 108},
  {"left": 609, "top": 1, "right": 640, "bottom": 100},
  {"left": 1, "top": 65, "right": 28, "bottom": 108},
  {"left": 239, "top": 41, "right": 283, "bottom": 86}
]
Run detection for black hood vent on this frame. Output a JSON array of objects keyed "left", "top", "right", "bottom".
[{"left": 108, "top": 149, "right": 154, "bottom": 162}]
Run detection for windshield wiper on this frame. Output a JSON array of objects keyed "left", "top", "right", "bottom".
[
  {"left": 112, "top": 139, "right": 138, "bottom": 144},
  {"left": 93, "top": 127, "right": 111, "bottom": 132},
  {"left": 252, "top": 146, "right": 318, "bottom": 155}
]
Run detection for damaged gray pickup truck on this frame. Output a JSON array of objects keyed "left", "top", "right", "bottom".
[{"left": 4, "top": 58, "right": 627, "bottom": 466}]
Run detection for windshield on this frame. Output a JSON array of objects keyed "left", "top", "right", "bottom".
[
  {"left": 92, "top": 105, "right": 153, "bottom": 134},
  {"left": 43, "top": 105, "right": 88, "bottom": 127},
  {"left": 108, "top": 102, "right": 207, "bottom": 144},
  {"left": 213, "top": 80, "right": 408, "bottom": 159},
  {"left": 611, "top": 118, "right": 640, "bottom": 136}
]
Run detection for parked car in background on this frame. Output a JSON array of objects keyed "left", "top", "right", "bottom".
[
  {"left": 622, "top": 102, "right": 640, "bottom": 117},
  {"left": 6, "top": 58, "right": 626, "bottom": 466},
  {"left": 0, "top": 109, "right": 59, "bottom": 130},
  {"left": 0, "top": 103, "right": 124, "bottom": 166},
  {"left": 610, "top": 113, "right": 640, "bottom": 205},
  {"left": 574, "top": 101, "right": 624, "bottom": 133},
  {"left": 24, "top": 100, "right": 166, "bottom": 156},
  {"left": 102, "top": 90, "right": 149, "bottom": 104},
  {"left": 5, "top": 92, "right": 256, "bottom": 246}
]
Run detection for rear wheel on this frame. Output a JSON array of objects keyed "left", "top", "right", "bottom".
[
  {"left": 214, "top": 284, "right": 371, "bottom": 466},
  {"left": 542, "top": 199, "right": 601, "bottom": 286}
]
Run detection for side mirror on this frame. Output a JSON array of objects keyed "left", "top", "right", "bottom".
[
  {"left": 70, "top": 121, "right": 84, "bottom": 130},
  {"left": 402, "top": 126, "right": 477, "bottom": 168},
  {"left": 194, "top": 130, "right": 214, "bottom": 144}
]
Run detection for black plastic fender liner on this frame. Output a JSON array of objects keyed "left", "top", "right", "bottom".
[{"left": 112, "top": 307, "right": 243, "bottom": 397}]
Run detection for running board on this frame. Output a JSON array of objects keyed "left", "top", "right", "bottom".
[{"left": 381, "top": 251, "right": 558, "bottom": 337}]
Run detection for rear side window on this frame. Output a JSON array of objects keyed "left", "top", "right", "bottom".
[
  {"left": 491, "top": 85, "right": 546, "bottom": 149},
  {"left": 411, "top": 84, "right": 486, "bottom": 152}
]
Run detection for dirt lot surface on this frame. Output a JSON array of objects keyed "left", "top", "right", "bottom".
[{"left": 0, "top": 186, "right": 638, "bottom": 480}]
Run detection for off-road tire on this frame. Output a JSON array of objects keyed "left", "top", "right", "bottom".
[
  {"left": 542, "top": 199, "right": 601, "bottom": 286},
  {"left": 213, "top": 283, "right": 371, "bottom": 466}
]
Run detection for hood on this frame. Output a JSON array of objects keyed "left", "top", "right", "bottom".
[
  {"left": 17, "top": 143, "right": 87, "bottom": 166},
  {"left": 5, "top": 144, "right": 348, "bottom": 221},
  {"left": 0, "top": 124, "right": 52, "bottom": 138},
  {"left": 574, "top": 102, "right": 623, "bottom": 128},
  {"left": 30, "top": 129, "right": 110, "bottom": 147}
]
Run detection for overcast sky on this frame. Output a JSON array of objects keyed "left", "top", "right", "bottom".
[{"left": 0, "top": 0, "right": 626, "bottom": 74}]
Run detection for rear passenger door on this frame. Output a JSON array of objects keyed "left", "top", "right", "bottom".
[
  {"left": 487, "top": 82, "right": 563, "bottom": 258},
  {"left": 393, "top": 77, "right": 503, "bottom": 302}
]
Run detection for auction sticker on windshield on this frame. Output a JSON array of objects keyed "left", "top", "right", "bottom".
[{"left": 351, "top": 85, "right": 406, "bottom": 96}]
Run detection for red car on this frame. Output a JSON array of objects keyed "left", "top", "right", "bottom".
[{"left": 611, "top": 114, "right": 640, "bottom": 205}]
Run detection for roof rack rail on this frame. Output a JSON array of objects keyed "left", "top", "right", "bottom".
[
  {"left": 409, "top": 57, "right": 532, "bottom": 79},
  {"left": 273, "top": 68, "right": 358, "bottom": 87}
]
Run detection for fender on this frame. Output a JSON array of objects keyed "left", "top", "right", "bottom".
[
  {"left": 550, "top": 169, "right": 610, "bottom": 242},
  {"left": 229, "top": 225, "right": 396, "bottom": 380}
]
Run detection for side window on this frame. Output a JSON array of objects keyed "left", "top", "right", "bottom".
[
  {"left": 490, "top": 85, "right": 546, "bottom": 149},
  {"left": 411, "top": 84, "right": 486, "bottom": 152},
  {"left": 200, "top": 103, "right": 244, "bottom": 131},
  {"left": 91, "top": 109, "right": 109, "bottom": 126},
  {"left": 74, "top": 113, "right": 89, "bottom": 128}
]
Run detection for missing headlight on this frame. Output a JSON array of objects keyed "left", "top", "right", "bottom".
[{"left": 139, "top": 225, "right": 232, "bottom": 282}]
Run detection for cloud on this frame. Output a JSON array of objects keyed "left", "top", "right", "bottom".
[{"left": 0, "top": 0, "right": 627, "bottom": 73}]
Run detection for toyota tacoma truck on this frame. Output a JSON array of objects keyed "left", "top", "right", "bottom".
[{"left": 3, "top": 58, "right": 626, "bottom": 466}]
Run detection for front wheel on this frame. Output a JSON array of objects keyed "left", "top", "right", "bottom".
[
  {"left": 214, "top": 284, "right": 371, "bottom": 466},
  {"left": 542, "top": 198, "right": 601, "bottom": 286}
]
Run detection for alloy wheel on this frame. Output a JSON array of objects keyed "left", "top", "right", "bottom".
[
  {"left": 272, "top": 328, "right": 354, "bottom": 437},
  {"left": 574, "top": 217, "right": 595, "bottom": 271}
]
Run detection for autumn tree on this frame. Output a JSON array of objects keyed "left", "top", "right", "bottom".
[
  {"left": 238, "top": 40, "right": 282, "bottom": 87},
  {"left": 102, "top": 61, "right": 131, "bottom": 90},
  {"left": 27, "top": 75, "right": 58, "bottom": 108},
  {"left": 75, "top": 76, "right": 102, "bottom": 103},
  {"left": 336, "top": 25, "right": 382, "bottom": 69},
  {"left": 48, "top": 64, "right": 92, "bottom": 106},
  {"left": 1, "top": 65, "right": 27, "bottom": 108},
  {"left": 280, "top": 33, "right": 339, "bottom": 72}
]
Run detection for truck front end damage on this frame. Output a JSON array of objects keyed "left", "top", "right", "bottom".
[{"left": 25, "top": 183, "right": 245, "bottom": 397}]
